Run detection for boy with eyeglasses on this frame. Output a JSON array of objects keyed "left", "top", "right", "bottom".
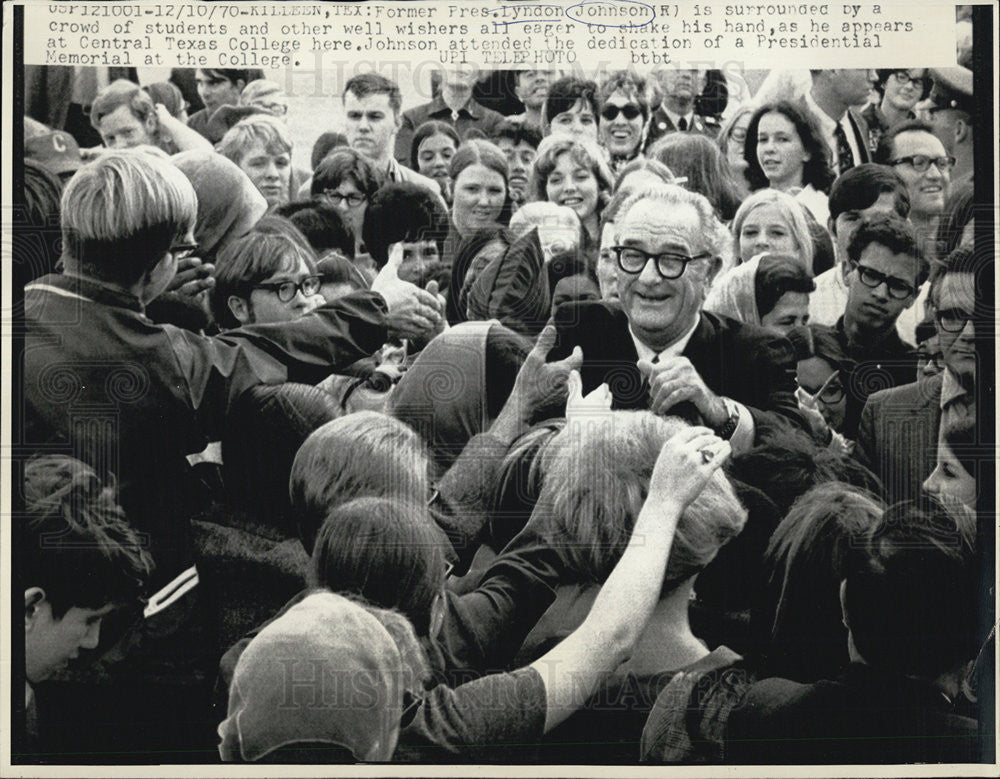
[
  {"left": 835, "top": 214, "right": 924, "bottom": 439},
  {"left": 856, "top": 245, "right": 979, "bottom": 505}
]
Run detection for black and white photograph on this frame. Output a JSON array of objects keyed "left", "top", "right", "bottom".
[{"left": 3, "top": 0, "right": 997, "bottom": 772}]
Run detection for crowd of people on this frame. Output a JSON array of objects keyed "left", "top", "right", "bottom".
[{"left": 16, "top": 24, "right": 992, "bottom": 767}]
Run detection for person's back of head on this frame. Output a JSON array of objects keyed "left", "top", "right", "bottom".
[
  {"left": 21, "top": 159, "right": 64, "bottom": 279},
  {"left": 61, "top": 149, "right": 197, "bottom": 290},
  {"left": 828, "top": 164, "right": 910, "bottom": 230},
  {"left": 362, "top": 183, "right": 450, "bottom": 269},
  {"left": 843, "top": 497, "right": 977, "bottom": 679},
  {"left": 289, "top": 412, "right": 430, "bottom": 555},
  {"left": 538, "top": 411, "right": 746, "bottom": 592},
  {"left": 90, "top": 79, "right": 157, "bottom": 137},
  {"left": 22, "top": 455, "right": 154, "bottom": 684},
  {"left": 310, "top": 497, "right": 448, "bottom": 635},
  {"left": 648, "top": 132, "right": 742, "bottom": 221},
  {"left": 755, "top": 482, "right": 884, "bottom": 681},
  {"left": 754, "top": 253, "right": 816, "bottom": 323},
  {"left": 274, "top": 198, "right": 356, "bottom": 259}
]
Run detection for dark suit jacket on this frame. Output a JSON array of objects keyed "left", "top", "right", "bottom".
[
  {"left": 644, "top": 107, "right": 721, "bottom": 151},
  {"left": 855, "top": 373, "right": 942, "bottom": 506},
  {"left": 395, "top": 96, "right": 507, "bottom": 165},
  {"left": 798, "top": 97, "right": 872, "bottom": 170},
  {"left": 550, "top": 302, "right": 803, "bottom": 437}
]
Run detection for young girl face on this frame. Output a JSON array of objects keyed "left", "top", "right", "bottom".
[
  {"left": 546, "top": 153, "right": 600, "bottom": 223},
  {"left": 451, "top": 163, "right": 506, "bottom": 235},
  {"left": 756, "top": 111, "right": 810, "bottom": 191},
  {"left": 549, "top": 98, "right": 599, "bottom": 142},
  {"left": 738, "top": 203, "right": 800, "bottom": 262},
  {"left": 923, "top": 441, "right": 976, "bottom": 509},
  {"left": 416, "top": 133, "right": 457, "bottom": 193}
]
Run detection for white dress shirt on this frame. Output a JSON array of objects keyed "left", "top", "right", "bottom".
[{"left": 804, "top": 91, "right": 863, "bottom": 171}]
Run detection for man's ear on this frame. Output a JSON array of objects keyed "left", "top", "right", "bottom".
[
  {"left": 954, "top": 116, "right": 970, "bottom": 144},
  {"left": 25, "top": 587, "right": 46, "bottom": 630},
  {"left": 704, "top": 255, "right": 724, "bottom": 285},
  {"left": 228, "top": 295, "right": 252, "bottom": 325}
]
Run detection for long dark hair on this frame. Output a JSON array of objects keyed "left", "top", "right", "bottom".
[{"left": 745, "top": 101, "right": 834, "bottom": 193}]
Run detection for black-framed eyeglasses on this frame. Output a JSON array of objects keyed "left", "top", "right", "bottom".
[
  {"left": 936, "top": 307, "right": 975, "bottom": 333},
  {"left": 856, "top": 264, "right": 915, "bottom": 300},
  {"left": 322, "top": 190, "right": 366, "bottom": 207},
  {"left": 891, "top": 70, "right": 929, "bottom": 89},
  {"left": 612, "top": 246, "right": 710, "bottom": 279},
  {"left": 252, "top": 275, "right": 322, "bottom": 302},
  {"left": 170, "top": 243, "right": 199, "bottom": 261},
  {"left": 890, "top": 154, "right": 955, "bottom": 174},
  {"left": 601, "top": 104, "right": 643, "bottom": 121}
]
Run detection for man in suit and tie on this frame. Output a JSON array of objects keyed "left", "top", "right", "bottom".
[
  {"left": 645, "top": 67, "right": 721, "bottom": 151},
  {"left": 804, "top": 69, "right": 877, "bottom": 174},
  {"left": 550, "top": 184, "right": 803, "bottom": 452},
  {"left": 856, "top": 247, "right": 977, "bottom": 505}
]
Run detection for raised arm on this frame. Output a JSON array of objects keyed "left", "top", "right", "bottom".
[{"left": 530, "top": 427, "right": 731, "bottom": 733}]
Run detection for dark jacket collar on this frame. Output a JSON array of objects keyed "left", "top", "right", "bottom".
[
  {"left": 27, "top": 273, "right": 145, "bottom": 313},
  {"left": 428, "top": 93, "right": 482, "bottom": 119}
]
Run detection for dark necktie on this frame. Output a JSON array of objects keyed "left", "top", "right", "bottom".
[
  {"left": 833, "top": 121, "right": 854, "bottom": 174},
  {"left": 678, "top": 116, "right": 688, "bottom": 131}
]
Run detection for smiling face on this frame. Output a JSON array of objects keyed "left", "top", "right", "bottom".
[
  {"left": 616, "top": 199, "right": 716, "bottom": 350},
  {"left": 496, "top": 138, "right": 536, "bottom": 204},
  {"left": 599, "top": 89, "right": 645, "bottom": 158},
  {"left": 883, "top": 69, "right": 927, "bottom": 113},
  {"left": 890, "top": 130, "right": 950, "bottom": 216},
  {"left": 738, "top": 202, "right": 800, "bottom": 262},
  {"left": 25, "top": 598, "right": 113, "bottom": 685},
  {"left": 97, "top": 105, "right": 156, "bottom": 150},
  {"left": 844, "top": 242, "right": 917, "bottom": 334},
  {"left": 238, "top": 141, "right": 291, "bottom": 208},
  {"left": 452, "top": 163, "right": 506, "bottom": 235},
  {"left": 756, "top": 111, "right": 810, "bottom": 191},
  {"left": 545, "top": 152, "right": 599, "bottom": 223},
  {"left": 416, "top": 132, "right": 457, "bottom": 188},
  {"left": 549, "top": 98, "right": 599, "bottom": 141},
  {"left": 922, "top": 441, "right": 976, "bottom": 509},
  {"left": 344, "top": 91, "right": 399, "bottom": 164}
]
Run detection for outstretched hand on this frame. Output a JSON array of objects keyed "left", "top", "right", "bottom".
[
  {"left": 565, "top": 369, "right": 613, "bottom": 426},
  {"left": 648, "top": 426, "right": 731, "bottom": 511},
  {"left": 372, "top": 243, "right": 444, "bottom": 343}
]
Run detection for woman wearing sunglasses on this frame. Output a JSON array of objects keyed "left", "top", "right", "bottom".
[{"left": 596, "top": 72, "right": 650, "bottom": 174}]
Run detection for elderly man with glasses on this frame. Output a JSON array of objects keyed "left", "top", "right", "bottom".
[{"left": 550, "top": 183, "right": 804, "bottom": 452}]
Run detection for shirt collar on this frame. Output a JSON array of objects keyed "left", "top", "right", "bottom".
[
  {"left": 630, "top": 316, "right": 700, "bottom": 364},
  {"left": 940, "top": 367, "right": 969, "bottom": 409},
  {"left": 663, "top": 107, "right": 694, "bottom": 129},
  {"left": 429, "top": 93, "right": 479, "bottom": 119}
]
